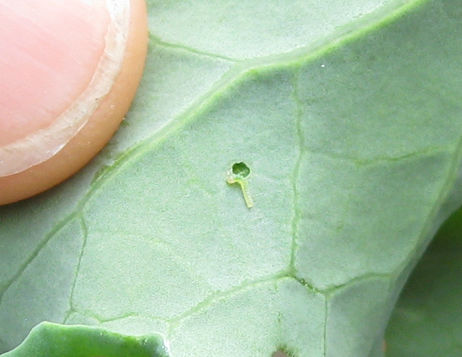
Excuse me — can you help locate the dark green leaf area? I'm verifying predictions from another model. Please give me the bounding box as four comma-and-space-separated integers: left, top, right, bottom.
386, 207, 462, 356
2, 323, 168, 357
231, 162, 251, 179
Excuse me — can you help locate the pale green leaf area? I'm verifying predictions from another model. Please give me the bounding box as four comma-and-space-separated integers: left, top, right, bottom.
386, 207, 462, 357
1, 0, 462, 356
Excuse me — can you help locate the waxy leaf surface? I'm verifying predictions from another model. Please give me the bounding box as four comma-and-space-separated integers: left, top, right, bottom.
1, 0, 462, 356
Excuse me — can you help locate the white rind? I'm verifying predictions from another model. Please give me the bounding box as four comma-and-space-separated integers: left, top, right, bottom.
0, 0, 130, 176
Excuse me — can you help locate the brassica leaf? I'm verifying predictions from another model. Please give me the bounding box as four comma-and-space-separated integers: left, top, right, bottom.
1, 0, 462, 356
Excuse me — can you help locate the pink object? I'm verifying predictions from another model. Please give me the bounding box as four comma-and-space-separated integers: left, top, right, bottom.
0, 0, 130, 177
0, 0, 109, 146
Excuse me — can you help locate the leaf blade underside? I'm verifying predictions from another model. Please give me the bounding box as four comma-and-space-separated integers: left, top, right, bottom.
1, 0, 462, 356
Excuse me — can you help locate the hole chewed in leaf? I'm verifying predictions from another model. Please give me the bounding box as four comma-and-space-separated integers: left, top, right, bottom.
272, 345, 296, 357
272, 351, 289, 357
231, 162, 250, 179
3, 322, 168, 357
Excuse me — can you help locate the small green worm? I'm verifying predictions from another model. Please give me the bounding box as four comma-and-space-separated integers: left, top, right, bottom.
226, 162, 253, 208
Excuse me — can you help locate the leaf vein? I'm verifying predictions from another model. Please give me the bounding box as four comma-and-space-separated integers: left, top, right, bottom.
63, 215, 88, 323
0, 214, 77, 305
166, 272, 288, 336
149, 33, 239, 63
288, 68, 305, 274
